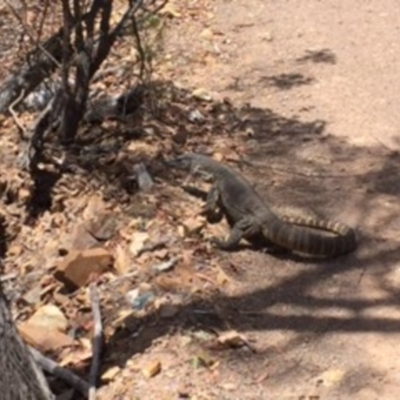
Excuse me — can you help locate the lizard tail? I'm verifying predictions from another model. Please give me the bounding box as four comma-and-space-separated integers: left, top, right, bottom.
265, 216, 356, 257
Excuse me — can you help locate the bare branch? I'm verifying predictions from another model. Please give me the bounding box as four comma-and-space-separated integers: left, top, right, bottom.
8, 89, 28, 139
89, 284, 104, 400
29, 346, 90, 396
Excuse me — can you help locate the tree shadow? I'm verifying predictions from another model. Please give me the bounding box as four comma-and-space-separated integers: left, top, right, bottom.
259, 73, 315, 90
296, 49, 337, 64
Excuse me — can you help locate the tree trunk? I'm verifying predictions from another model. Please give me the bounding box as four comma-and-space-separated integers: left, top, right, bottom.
0, 286, 54, 399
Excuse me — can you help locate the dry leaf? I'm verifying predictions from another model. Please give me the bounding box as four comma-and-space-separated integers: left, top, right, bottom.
181, 216, 206, 235
129, 231, 149, 256
114, 244, 131, 274
83, 195, 107, 220
218, 330, 245, 346
59, 346, 93, 367
160, 3, 181, 18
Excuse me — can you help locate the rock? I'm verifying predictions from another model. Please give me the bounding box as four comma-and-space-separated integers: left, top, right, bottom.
192, 88, 213, 101
85, 212, 119, 241
130, 291, 155, 310
142, 360, 161, 378
200, 28, 214, 40
125, 288, 140, 305
27, 304, 68, 332
217, 330, 246, 348
70, 223, 99, 250
188, 109, 205, 122
8, 243, 23, 257
55, 248, 113, 290
83, 195, 107, 220
18, 322, 75, 352
192, 351, 214, 368
133, 162, 154, 192
101, 366, 121, 382
316, 369, 346, 387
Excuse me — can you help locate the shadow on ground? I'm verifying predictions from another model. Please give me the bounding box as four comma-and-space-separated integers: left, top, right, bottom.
259, 73, 315, 90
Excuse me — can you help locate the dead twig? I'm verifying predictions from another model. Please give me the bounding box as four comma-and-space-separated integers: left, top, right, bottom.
8, 89, 28, 139
89, 283, 104, 400
29, 346, 90, 396
0, 272, 18, 283
4, 0, 62, 69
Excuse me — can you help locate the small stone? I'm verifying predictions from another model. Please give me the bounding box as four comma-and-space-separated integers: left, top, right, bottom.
262, 31, 273, 41
316, 369, 345, 387
70, 223, 99, 250
125, 288, 140, 304
192, 88, 212, 101
192, 351, 214, 368
8, 243, 23, 257
28, 304, 68, 332
133, 162, 154, 192
85, 212, 119, 241
217, 330, 246, 348
142, 360, 161, 378
188, 109, 205, 122
131, 292, 155, 310
200, 28, 213, 40
101, 366, 121, 382
18, 187, 31, 203
152, 258, 178, 273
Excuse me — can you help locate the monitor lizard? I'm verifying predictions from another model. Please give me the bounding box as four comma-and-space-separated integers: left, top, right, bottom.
169, 153, 356, 258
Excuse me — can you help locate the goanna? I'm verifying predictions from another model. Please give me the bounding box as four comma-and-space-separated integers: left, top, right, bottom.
169, 153, 356, 258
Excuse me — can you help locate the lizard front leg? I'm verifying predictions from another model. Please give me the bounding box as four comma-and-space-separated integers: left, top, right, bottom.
211, 217, 258, 250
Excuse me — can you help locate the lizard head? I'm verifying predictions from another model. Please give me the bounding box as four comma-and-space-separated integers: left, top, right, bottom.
167, 153, 195, 170
168, 153, 214, 180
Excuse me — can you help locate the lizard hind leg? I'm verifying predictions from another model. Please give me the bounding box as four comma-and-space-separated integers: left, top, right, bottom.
204, 185, 224, 223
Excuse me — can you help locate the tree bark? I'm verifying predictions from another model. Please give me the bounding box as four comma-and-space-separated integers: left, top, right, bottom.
0, 285, 54, 399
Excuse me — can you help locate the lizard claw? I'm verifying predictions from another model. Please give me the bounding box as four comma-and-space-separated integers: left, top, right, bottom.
209, 236, 225, 249
209, 237, 220, 246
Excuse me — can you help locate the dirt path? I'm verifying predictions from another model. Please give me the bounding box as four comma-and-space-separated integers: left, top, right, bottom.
146, 1, 400, 399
